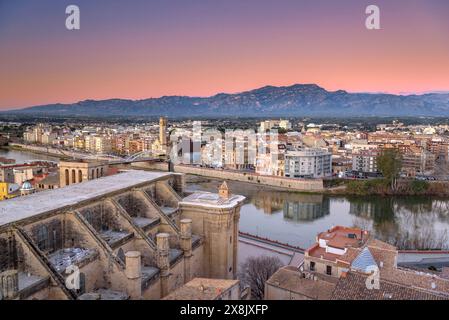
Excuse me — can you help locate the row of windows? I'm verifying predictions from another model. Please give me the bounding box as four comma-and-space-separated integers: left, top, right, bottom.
36, 184, 56, 189
64, 167, 104, 185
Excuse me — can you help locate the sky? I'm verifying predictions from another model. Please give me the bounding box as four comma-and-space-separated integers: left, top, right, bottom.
0, 0, 448, 109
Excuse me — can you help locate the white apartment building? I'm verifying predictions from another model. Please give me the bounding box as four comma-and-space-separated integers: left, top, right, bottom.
84, 135, 96, 152
279, 119, 292, 130
352, 150, 379, 173
284, 148, 332, 179
41, 132, 57, 145
94, 136, 112, 154
259, 119, 291, 132
256, 153, 284, 176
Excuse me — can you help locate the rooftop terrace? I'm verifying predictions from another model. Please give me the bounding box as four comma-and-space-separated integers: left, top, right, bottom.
180, 191, 245, 209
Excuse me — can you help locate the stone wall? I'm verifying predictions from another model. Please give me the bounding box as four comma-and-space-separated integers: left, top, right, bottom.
265, 282, 311, 300
134, 162, 324, 192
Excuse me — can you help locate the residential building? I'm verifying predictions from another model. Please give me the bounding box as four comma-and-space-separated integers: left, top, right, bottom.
352, 150, 379, 173
303, 226, 369, 277
266, 226, 449, 300
0, 167, 15, 183
59, 160, 109, 187
94, 136, 112, 154
402, 148, 435, 177
0, 182, 20, 201
284, 149, 332, 179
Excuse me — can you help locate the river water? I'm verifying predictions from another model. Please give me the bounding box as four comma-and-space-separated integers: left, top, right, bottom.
0, 148, 60, 163
186, 177, 449, 250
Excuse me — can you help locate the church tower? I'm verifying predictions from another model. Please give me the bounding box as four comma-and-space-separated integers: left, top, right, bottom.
159, 117, 167, 146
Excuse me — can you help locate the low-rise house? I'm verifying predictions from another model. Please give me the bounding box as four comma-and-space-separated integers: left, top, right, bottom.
266, 226, 449, 300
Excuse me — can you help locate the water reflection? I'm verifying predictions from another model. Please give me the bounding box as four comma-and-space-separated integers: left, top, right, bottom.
251, 191, 330, 221
347, 196, 449, 249
283, 195, 330, 222
186, 176, 449, 250
349, 198, 396, 225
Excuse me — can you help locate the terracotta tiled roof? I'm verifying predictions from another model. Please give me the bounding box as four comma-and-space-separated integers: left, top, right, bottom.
380, 267, 449, 295
267, 266, 338, 300
331, 272, 447, 300
307, 246, 341, 263
163, 278, 239, 300
367, 238, 397, 252
306, 226, 371, 265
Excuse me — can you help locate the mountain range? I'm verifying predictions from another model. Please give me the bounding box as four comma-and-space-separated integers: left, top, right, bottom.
5, 84, 449, 118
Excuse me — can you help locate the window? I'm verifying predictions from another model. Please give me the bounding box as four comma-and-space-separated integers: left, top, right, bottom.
310, 261, 315, 271
326, 265, 332, 275
84, 210, 94, 225
52, 229, 58, 251
36, 225, 49, 251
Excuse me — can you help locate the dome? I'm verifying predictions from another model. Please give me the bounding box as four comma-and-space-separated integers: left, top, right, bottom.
20, 181, 34, 191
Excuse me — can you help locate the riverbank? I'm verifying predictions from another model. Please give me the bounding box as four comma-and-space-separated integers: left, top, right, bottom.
0, 145, 63, 162
5, 144, 69, 160
7, 143, 120, 162
327, 178, 449, 197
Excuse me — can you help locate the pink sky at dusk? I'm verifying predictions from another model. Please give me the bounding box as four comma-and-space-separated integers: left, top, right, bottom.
0, 0, 448, 109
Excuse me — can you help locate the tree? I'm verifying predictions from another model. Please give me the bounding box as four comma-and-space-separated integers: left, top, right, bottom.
376, 148, 402, 190
238, 256, 283, 300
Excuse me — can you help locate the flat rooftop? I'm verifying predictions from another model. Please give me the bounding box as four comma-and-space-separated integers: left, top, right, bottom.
0, 170, 170, 228
180, 192, 245, 209
317, 226, 368, 250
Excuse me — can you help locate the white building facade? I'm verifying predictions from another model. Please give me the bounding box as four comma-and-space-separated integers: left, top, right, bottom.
284, 149, 332, 179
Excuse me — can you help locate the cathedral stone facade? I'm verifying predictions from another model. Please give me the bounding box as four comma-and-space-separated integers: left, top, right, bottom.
0, 170, 244, 300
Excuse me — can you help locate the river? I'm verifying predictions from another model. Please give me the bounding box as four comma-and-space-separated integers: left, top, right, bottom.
0, 148, 60, 163
186, 176, 449, 250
